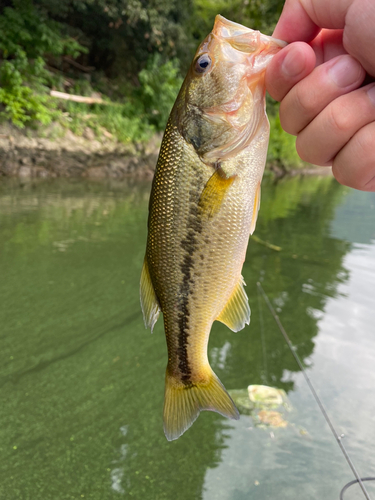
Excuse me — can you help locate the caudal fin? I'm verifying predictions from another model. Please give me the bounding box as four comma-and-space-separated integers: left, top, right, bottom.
163, 368, 240, 441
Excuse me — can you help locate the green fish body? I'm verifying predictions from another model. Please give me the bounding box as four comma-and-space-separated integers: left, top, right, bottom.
140, 15, 286, 440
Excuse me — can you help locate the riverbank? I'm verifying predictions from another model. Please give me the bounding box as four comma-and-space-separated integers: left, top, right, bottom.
0, 122, 329, 180
0, 123, 162, 180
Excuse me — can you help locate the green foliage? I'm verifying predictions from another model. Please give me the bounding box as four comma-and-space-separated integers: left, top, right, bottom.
136, 54, 183, 130
0, 0, 86, 126
57, 53, 183, 143
94, 104, 151, 143
53, 53, 184, 143
268, 111, 303, 170
0, 1, 84, 61
0, 79, 53, 128
61, 100, 152, 144
0, 0, 292, 155
193, 0, 285, 43
36, 0, 195, 78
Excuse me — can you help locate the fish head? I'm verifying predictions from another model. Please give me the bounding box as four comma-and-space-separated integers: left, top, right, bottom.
177, 15, 286, 162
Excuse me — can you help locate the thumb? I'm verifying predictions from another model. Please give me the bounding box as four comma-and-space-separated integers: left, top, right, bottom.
266, 42, 316, 101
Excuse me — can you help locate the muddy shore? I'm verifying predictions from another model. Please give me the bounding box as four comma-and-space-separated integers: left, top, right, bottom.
0, 124, 161, 180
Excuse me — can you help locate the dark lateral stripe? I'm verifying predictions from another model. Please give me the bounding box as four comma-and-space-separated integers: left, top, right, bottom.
177, 183, 202, 384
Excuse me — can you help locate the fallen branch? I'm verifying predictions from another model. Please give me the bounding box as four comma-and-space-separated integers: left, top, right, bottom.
251, 235, 282, 252
62, 56, 95, 73
50, 90, 105, 104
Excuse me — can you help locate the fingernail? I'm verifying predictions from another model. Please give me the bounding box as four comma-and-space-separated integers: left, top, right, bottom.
367, 85, 375, 106
329, 56, 362, 88
281, 48, 305, 77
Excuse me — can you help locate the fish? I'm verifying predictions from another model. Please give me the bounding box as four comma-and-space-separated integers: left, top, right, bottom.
140, 15, 286, 441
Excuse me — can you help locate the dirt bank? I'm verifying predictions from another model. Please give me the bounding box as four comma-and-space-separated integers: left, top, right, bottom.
0, 123, 162, 180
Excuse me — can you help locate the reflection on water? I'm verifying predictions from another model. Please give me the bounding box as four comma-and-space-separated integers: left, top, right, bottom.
0, 177, 374, 499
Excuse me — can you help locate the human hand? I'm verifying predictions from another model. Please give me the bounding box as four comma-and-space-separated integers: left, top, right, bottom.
265, 0, 375, 191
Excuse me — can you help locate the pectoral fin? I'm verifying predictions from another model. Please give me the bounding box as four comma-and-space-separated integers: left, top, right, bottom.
216, 276, 250, 332
199, 168, 235, 219
140, 257, 160, 332
250, 181, 261, 235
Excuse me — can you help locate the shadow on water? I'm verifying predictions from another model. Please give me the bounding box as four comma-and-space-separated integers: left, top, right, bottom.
0, 311, 139, 387
0, 175, 352, 499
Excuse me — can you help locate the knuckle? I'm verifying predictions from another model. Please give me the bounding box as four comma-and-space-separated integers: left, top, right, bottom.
364, 174, 375, 191
293, 83, 317, 118
331, 161, 348, 187
333, 122, 375, 190
296, 128, 331, 166
278, 108, 295, 135
353, 123, 375, 154
279, 83, 318, 135
326, 104, 352, 135
295, 136, 312, 163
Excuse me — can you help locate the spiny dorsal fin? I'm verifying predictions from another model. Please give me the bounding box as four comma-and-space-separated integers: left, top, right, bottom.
250, 181, 261, 235
140, 257, 160, 332
199, 168, 235, 219
216, 276, 250, 332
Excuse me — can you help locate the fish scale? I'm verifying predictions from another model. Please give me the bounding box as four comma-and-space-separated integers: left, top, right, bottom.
140, 15, 286, 441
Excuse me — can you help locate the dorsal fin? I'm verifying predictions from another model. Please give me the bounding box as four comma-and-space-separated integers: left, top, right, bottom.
216, 276, 250, 332
140, 257, 160, 332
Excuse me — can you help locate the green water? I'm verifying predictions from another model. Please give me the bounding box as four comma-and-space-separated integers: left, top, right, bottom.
1, 176, 375, 500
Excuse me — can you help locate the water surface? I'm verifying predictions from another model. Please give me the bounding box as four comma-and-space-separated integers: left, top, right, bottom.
1, 176, 374, 500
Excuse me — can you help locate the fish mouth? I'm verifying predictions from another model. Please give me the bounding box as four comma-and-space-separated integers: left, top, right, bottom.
213, 14, 287, 50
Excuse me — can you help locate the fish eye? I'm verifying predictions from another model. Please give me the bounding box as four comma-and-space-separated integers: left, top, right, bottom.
195, 54, 212, 74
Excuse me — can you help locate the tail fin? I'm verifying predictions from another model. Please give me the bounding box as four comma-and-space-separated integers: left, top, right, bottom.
163, 367, 240, 441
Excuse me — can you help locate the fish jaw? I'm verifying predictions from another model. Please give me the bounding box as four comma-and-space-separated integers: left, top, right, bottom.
201, 14, 287, 78
210, 14, 287, 104
213, 15, 287, 52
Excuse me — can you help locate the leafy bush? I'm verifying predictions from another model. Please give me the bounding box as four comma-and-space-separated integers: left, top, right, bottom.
58, 99, 153, 144
136, 54, 183, 130
0, 0, 289, 154
95, 102, 152, 143
55, 53, 184, 144
0, 0, 86, 127
268, 111, 303, 170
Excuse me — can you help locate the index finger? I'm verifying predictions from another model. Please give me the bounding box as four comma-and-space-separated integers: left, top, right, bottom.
273, 0, 375, 77
273, 0, 350, 42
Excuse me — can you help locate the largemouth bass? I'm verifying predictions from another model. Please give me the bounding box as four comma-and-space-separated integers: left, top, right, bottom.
140, 15, 286, 441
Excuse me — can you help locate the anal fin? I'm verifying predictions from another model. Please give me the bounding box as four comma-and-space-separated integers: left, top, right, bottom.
216, 276, 250, 332
140, 257, 160, 332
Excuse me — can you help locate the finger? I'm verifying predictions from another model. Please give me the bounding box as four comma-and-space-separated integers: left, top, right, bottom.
265, 42, 316, 102
310, 29, 347, 65
344, 0, 375, 77
279, 54, 366, 135
273, 0, 349, 42
332, 120, 375, 191
266, 31, 350, 102
296, 84, 375, 165
273, 0, 375, 77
